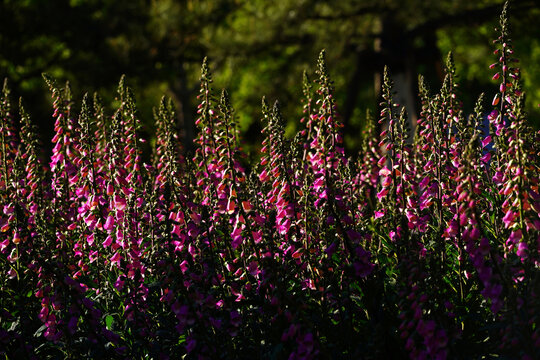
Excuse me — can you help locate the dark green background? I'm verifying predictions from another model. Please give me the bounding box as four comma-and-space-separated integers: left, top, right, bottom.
1, 0, 539, 156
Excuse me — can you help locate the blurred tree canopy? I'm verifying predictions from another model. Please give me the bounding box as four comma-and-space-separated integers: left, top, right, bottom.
1, 0, 539, 156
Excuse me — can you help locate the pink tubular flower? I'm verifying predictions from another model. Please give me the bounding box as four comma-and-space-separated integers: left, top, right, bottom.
231, 224, 243, 249
481, 152, 491, 163
377, 188, 388, 200
110, 252, 122, 267
487, 109, 499, 120
113, 195, 126, 211
379, 167, 391, 176
502, 211, 516, 228
516, 241, 528, 260
104, 215, 115, 232
103, 235, 113, 247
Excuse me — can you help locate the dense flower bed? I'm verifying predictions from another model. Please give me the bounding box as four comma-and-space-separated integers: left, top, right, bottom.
1, 3, 540, 359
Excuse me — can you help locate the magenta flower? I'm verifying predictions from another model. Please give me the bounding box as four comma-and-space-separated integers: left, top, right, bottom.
516, 241, 528, 260
104, 214, 115, 232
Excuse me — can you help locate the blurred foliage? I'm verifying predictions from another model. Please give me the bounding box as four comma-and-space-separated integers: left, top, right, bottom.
0, 0, 539, 156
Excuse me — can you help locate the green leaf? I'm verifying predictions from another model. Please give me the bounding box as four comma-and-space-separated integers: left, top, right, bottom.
105, 315, 114, 330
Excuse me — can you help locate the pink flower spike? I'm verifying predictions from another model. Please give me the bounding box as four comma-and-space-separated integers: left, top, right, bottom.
242, 200, 253, 212
110, 252, 122, 267
278, 219, 291, 235
231, 225, 243, 249
180, 260, 189, 273
381, 176, 392, 188
374, 210, 385, 219
103, 235, 113, 247
492, 94, 500, 106
487, 109, 499, 120
502, 211, 516, 228
3, 205, 14, 216
252, 230, 262, 244
516, 241, 529, 260
104, 215, 115, 232
379, 167, 391, 177
226, 198, 236, 214
0, 220, 9, 233
0, 238, 11, 251
482, 136, 492, 148
313, 177, 325, 189
376, 188, 388, 200
508, 230, 523, 245
171, 224, 181, 237
114, 195, 126, 211
247, 261, 259, 276
259, 170, 269, 182
12, 232, 21, 245
190, 212, 202, 225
